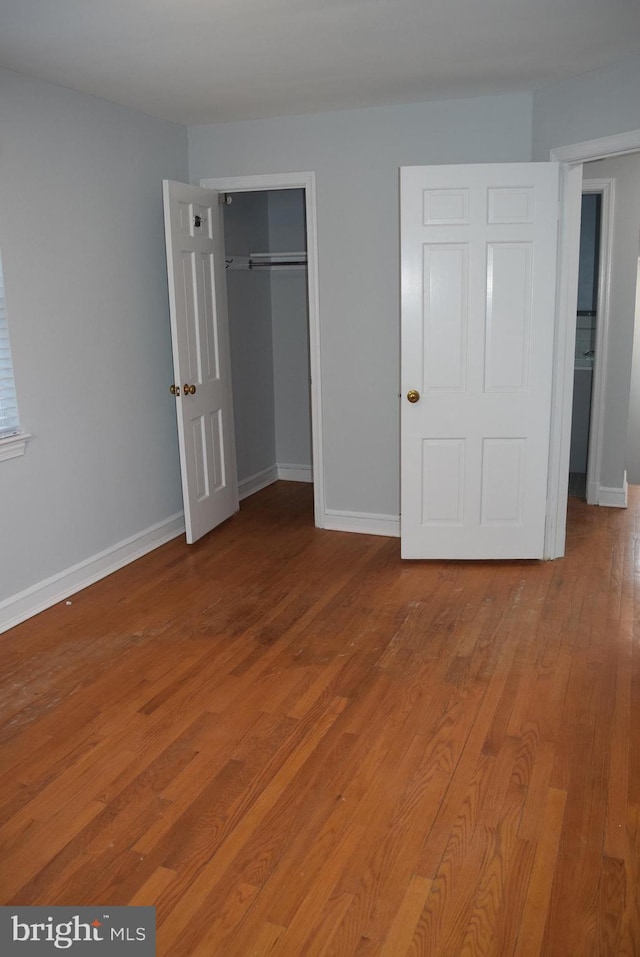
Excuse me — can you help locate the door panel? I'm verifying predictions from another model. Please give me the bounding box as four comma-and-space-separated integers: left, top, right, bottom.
485, 242, 532, 390
423, 244, 468, 391
163, 181, 238, 543
401, 163, 559, 559
421, 439, 465, 524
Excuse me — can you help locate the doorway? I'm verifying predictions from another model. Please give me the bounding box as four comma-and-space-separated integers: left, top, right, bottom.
547, 129, 640, 557
222, 188, 313, 504
568, 185, 612, 504
567, 154, 640, 508
569, 192, 600, 499
201, 171, 324, 529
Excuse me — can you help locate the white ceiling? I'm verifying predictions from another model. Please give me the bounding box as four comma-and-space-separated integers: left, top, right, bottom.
1, 0, 639, 126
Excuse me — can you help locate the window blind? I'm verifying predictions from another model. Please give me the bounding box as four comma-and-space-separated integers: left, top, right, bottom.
0, 255, 20, 438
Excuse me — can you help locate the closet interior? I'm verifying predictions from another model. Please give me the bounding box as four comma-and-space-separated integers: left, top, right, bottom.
222, 189, 313, 500
569, 193, 600, 500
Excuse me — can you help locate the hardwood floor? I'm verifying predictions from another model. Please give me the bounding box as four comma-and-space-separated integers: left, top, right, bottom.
0, 481, 638, 955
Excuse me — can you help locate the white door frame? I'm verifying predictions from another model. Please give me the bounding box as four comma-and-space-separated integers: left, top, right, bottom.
199, 171, 325, 529
581, 178, 615, 506
546, 128, 640, 558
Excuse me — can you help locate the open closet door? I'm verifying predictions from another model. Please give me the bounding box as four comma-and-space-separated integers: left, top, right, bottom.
163, 180, 238, 543
400, 163, 560, 559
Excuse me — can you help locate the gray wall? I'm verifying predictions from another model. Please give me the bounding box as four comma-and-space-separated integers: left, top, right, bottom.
189, 93, 533, 516
267, 190, 312, 470
0, 67, 187, 605
223, 191, 276, 483
577, 194, 600, 315
627, 261, 640, 484
268, 188, 306, 253
532, 55, 640, 158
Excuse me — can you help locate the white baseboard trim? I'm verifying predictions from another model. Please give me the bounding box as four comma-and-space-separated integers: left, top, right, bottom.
277, 464, 313, 483
238, 465, 279, 501
239, 463, 313, 500
0, 512, 185, 636
323, 509, 400, 538
598, 471, 628, 508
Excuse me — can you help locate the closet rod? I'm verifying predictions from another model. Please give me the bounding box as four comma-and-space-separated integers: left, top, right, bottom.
248, 259, 305, 268
224, 253, 307, 270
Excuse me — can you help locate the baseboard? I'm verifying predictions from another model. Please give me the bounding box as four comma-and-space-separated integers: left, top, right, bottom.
0, 512, 185, 636
239, 463, 313, 500
238, 465, 279, 501
323, 509, 400, 538
598, 471, 628, 508
277, 464, 313, 483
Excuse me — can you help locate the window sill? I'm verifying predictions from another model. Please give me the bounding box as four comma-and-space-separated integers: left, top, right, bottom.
0, 432, 32, 462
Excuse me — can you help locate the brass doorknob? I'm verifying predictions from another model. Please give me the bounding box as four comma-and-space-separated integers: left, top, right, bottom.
183, 384, 197, 395
407, 389, 420, 403
169, 384, 180, 396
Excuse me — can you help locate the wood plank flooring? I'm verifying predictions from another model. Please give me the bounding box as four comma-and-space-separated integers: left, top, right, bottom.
0, 481, 638, 955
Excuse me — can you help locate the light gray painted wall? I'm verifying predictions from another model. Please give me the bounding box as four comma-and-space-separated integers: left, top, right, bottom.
584, 153, 640, 489
0, 67, 188, 605
267, 189, 306, 253
577, 194, 600, 314
267, 190, 312, 469
532, 55, 640, 159
224, 189, 270, 256
627, 261, 640, 484
223, 191, 276, 482
189, 93, 533, 515
270, 271, 312, 468
570, 369, 592, 473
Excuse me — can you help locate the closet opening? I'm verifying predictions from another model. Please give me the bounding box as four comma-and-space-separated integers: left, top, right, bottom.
569, 191, 601, 500
222, 188, 314, 513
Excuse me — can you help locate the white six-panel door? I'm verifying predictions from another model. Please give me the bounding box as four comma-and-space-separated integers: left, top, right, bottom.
400, 164, 559, 559
163, 181, 239, 543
